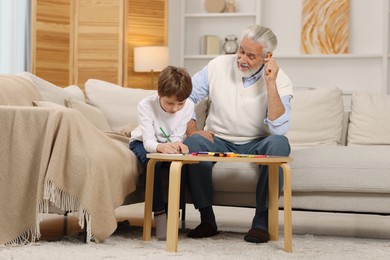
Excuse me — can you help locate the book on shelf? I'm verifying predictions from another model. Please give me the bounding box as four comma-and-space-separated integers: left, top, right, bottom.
201, 35, 220, 55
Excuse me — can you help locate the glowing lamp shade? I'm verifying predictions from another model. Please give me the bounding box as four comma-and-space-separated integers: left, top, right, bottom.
134, 46, 169, 88
134, 46, 169, 72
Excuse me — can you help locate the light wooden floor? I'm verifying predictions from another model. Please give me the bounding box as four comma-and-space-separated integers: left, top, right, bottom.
40, 203, 390, 241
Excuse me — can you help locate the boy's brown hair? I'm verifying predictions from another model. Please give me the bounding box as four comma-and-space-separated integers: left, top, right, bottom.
157, 66, 192, 102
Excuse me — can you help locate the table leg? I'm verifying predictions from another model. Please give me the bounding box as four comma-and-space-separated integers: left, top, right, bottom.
166, 161, 183, 252
143, 159, 157, 241
281, 163, 292, 252
268, 164, 279, 241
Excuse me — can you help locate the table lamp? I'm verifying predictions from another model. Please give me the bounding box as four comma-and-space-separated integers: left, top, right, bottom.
134, 46, 169, 89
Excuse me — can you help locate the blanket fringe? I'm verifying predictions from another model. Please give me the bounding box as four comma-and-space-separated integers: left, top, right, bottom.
43, 179, 93, 242
5, 225, 40, 246
5, 179, 93, 246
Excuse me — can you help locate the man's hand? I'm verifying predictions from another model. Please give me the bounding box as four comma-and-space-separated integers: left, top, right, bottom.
264, 54, 279, 83
264, 56, 285, 121
194, 130, 215, 143
186, 119, 215, 143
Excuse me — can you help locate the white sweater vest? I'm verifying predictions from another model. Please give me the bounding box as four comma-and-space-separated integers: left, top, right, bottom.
205, 55, 293, 143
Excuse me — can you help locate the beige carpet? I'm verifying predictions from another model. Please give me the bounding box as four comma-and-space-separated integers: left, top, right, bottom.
1, 203, 389, 260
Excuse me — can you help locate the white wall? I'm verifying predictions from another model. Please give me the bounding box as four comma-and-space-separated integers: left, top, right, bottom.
168, 0, 181, 67
168, 0, 389, 96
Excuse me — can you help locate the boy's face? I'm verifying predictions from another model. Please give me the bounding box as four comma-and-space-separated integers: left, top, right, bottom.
159, 95, 186, 114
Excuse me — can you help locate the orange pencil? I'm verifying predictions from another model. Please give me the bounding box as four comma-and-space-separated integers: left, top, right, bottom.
266, 53, 272, 77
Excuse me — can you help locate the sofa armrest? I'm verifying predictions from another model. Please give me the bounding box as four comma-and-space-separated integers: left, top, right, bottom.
0, 75, 42, 105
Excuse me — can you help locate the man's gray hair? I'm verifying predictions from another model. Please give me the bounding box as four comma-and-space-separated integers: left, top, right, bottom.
241, 25, 277, 58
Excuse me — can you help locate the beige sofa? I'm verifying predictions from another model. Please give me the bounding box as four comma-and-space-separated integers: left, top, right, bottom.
1, 73, 389, 246
286, 89, 390, 214
80, 78, 390, 215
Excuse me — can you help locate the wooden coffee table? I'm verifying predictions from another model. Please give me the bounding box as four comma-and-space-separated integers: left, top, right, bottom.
142, 153, 293, 253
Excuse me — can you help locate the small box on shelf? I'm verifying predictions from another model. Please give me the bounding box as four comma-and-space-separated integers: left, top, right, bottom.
204, 0, 225, 13
201, 35, 220, 55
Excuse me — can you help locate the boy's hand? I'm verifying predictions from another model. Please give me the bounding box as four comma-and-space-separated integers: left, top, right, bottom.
156, 142, 187, 154
175, 142, 189, 154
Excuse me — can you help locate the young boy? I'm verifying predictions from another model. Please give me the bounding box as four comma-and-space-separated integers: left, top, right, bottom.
129, 65, 194, 240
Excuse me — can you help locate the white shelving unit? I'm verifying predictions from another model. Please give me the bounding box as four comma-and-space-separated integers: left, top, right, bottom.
179, 0, 261, 75
169, 0, 390, 95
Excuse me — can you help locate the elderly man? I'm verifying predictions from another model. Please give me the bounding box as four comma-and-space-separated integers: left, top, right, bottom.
184, 24, 293, 243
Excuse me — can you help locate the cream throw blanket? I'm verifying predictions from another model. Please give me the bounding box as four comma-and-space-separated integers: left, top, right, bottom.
0, 76, 139, 245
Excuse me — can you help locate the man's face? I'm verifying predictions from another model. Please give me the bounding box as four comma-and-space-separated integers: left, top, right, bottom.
159, 95, 186, 114
236, 37, 265, 77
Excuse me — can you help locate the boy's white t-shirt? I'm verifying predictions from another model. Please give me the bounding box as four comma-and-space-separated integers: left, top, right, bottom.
130, 93, 194, 153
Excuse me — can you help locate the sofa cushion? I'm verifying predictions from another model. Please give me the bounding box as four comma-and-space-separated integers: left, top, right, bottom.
18, 72, 85, 105
65, 98, 111, 131
286, 87, 344, 147
290, 146, 390, 193
63, 85, 86, 102
348, 92, 390, 145
84, 79, 155, 132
